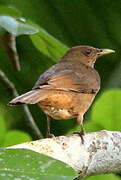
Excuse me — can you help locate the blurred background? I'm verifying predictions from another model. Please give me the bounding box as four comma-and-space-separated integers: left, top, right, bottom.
0, 0, 121, 179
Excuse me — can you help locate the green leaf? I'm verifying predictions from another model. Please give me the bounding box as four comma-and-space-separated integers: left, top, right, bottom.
0, 5, 21, 17
0, 5, 68, 59
0, 5, 39, 35
84, 122, 104, 132
91, 89, 121, 130
0, 15, 39, 36
30, 28, 68, 61
0, 114, 6, 145
0, 148, 76, 180
84, 174, 120, 180
2, 130, 32, 147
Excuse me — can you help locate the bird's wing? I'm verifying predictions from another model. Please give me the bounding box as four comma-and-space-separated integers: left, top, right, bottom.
33, 68, 100, 94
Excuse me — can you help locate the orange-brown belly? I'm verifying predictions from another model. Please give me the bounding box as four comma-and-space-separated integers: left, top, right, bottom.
38, 91, 95, 120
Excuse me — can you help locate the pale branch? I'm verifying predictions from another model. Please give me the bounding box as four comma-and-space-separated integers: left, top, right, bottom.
0, 70, 43, 139
9, 130, 121, 179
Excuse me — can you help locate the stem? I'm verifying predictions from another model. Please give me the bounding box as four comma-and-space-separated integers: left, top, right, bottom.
0, 70, 43, 139
0, 33, 20, 71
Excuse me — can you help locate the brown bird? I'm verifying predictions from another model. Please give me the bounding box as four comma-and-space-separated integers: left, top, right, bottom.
9, 46, 114, 138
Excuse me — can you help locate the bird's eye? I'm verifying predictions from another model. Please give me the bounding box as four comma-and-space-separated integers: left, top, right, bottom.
82, 49, 92, 56
86, 49, 91, 55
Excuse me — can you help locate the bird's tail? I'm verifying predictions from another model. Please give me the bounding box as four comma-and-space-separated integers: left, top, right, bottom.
8, 89, 47, 105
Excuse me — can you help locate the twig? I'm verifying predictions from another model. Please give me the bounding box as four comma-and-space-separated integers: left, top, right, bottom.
0, 70, 43, 139
0, 32, 20, 71
9, 130, 121, 179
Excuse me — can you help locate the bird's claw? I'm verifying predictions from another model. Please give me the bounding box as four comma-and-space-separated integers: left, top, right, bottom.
79, 131, 85, 144
46, 133, 55, 138
73, 131, 85, 144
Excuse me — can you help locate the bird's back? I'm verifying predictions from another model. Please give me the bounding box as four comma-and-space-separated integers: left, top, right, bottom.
33, 61, 100, 94
35, 61, 100, 120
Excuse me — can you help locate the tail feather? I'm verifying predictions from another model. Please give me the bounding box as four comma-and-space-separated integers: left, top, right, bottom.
8, 89, 47, 105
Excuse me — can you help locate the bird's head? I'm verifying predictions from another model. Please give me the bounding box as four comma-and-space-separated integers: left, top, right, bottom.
61, 46, 115, 67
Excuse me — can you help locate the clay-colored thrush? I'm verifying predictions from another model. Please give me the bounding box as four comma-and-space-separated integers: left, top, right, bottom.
9, 46, 114, 137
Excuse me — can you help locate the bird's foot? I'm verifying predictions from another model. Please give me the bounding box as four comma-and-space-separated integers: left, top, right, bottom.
73, 131, 85, 144
46, 133, 55, 138
79, 131, 85, 144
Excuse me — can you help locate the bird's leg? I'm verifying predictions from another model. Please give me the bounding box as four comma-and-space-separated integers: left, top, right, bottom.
46, 116, 54, 138
46, 115, 51, 137
77, 113, 85, 143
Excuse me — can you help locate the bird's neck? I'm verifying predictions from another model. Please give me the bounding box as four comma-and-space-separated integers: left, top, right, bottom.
60, 55, 95, 68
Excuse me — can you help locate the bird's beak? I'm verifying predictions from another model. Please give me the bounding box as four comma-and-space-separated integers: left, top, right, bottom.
97, 48, 115, 57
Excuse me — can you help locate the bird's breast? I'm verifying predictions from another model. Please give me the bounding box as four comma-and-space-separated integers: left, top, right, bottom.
38, 92, 76, 119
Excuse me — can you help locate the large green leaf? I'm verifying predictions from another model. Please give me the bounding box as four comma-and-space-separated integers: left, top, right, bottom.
30, 29, 68, 61
0, 16, 39, 36
0, 5, 39, 35
0, 148, 76, 180
91, 89, 121, 130
0, 5, 68, 61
